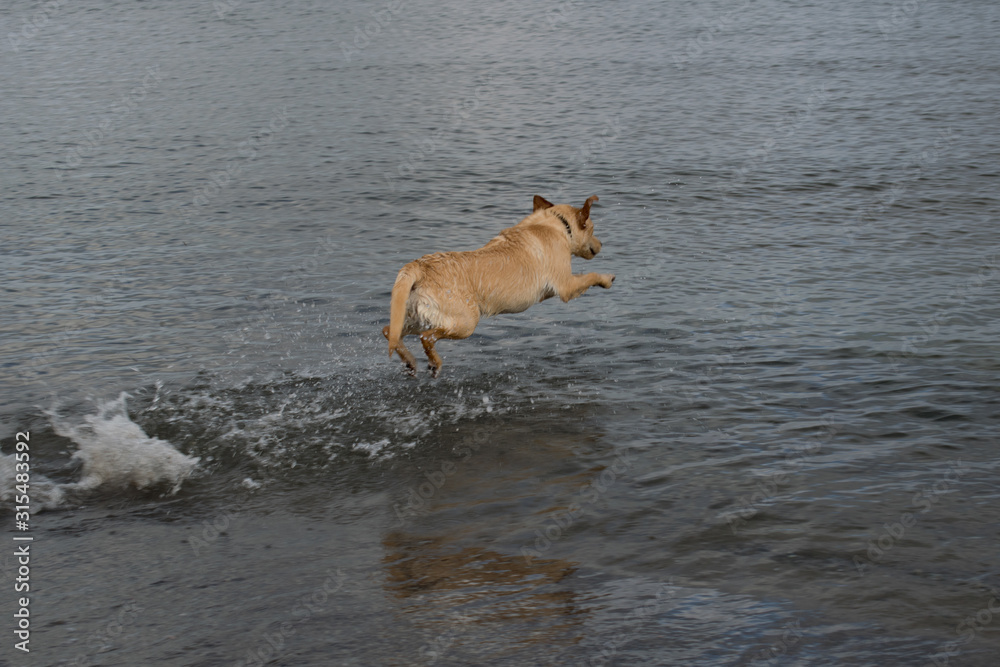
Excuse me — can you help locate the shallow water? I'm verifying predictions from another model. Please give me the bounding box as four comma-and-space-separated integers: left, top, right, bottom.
2, 0, 999, 665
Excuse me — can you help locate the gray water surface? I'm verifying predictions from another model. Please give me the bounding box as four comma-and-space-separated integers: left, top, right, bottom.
2, 0, 999, 665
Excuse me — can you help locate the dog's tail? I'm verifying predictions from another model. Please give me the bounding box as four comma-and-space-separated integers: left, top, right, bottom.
387, 264, 419, 359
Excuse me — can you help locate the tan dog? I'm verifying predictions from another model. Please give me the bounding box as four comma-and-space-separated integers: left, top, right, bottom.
383, 194, 614, 377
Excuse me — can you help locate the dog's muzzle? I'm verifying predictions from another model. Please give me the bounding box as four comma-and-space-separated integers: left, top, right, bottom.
586, 238, 602, 259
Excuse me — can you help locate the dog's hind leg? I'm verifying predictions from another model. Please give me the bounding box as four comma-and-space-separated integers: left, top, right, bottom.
383, 325, 418, 376
417, 303, 478, 378
420, 329, 447, 378
419, 320, 477, 379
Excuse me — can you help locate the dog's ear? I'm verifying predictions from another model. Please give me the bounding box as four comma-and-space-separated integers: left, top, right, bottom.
533, 195, 554, 212
580, 195, 599, 221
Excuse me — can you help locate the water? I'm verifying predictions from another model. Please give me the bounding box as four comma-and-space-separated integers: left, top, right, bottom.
2, 0, 999, 664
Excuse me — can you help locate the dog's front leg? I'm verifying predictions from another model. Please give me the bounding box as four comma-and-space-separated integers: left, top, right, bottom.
556, 272, 615, 302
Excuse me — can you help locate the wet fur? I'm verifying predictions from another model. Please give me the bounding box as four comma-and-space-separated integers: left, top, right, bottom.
383, 195, 614, 377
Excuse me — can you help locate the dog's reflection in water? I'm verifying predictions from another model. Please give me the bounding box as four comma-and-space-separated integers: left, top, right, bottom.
382, 533, 584, 660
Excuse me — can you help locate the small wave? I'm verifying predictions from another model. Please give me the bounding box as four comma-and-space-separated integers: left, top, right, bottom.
1, 371, 519, 510
142, 370, 510, 473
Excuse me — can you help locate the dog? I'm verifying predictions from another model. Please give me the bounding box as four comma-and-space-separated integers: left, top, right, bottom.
382, 194, 614, 377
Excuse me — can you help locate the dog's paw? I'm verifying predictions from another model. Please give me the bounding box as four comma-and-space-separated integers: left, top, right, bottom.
599, 274, 616, 289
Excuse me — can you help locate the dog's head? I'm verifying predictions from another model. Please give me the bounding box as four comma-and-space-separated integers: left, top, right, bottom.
532, 194, 603, 259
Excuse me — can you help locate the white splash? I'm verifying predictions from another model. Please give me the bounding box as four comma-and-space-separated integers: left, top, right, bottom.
0, 455, 66, 510
50, 393, 199, 495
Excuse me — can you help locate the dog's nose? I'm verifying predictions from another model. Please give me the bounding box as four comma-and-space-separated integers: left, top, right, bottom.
591, 238, 602, 256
